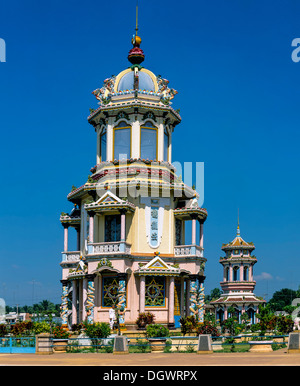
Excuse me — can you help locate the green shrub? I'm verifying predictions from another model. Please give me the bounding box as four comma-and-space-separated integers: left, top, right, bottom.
146, 324, 169, 338
0, 324, 8, 336
32, 321, 51, 335
10, 321, 34, 337
82, 322, 111, 339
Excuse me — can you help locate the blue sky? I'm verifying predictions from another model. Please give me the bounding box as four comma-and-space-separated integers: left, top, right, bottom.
0, 0, 299, 306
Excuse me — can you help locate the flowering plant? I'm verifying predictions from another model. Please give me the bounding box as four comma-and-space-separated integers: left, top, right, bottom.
52, 325, 71, 339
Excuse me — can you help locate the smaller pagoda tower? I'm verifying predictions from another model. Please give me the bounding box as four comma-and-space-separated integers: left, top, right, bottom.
211, 221, 265, 324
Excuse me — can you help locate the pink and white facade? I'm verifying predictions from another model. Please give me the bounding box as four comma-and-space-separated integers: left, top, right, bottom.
59, 32, 208, 329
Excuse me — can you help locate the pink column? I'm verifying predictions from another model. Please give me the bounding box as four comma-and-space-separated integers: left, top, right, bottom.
139, 276, 145, 313
240, 263, 243, 281
63, 225, 69, 252
250, 264, 253, 281
72, 280, 77, 325
224, 307, 228, 320
168, 277, 175, 326
89, 212, 94, 243
229, 265, 233, 281
199, 221, 204, 248
191, 218, 197, 245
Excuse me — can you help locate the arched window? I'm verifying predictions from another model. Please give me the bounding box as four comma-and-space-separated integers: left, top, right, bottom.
100, 128, 107, 162
217, 307, 224, 323
225, 267, 229, 281
247, 307, 255, 324
233, 266, 239, 281
164, 128, 169, 161
140, 121, 157, 160
113, 121, 131, 160
243, 266, 249, 281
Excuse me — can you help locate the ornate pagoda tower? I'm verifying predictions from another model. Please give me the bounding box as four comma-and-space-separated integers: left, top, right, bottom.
59, 17, 208, 329
211, 220, 265, 324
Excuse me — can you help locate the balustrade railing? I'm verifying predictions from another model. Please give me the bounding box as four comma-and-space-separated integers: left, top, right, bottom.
62, 251, 81, 263
174, 245, 203, 257
88, 241, 131, 255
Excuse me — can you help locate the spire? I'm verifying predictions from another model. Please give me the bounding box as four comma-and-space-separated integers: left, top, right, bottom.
128, 1, 145, 65
237, 208, 240, 236
135, 0, 138, 37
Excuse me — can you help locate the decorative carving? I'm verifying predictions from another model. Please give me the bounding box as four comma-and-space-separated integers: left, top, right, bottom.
86, 278, 95, 323
60, 283, 69, 325
157, 75, 178, 105
92, 75, 116, 105
142, 111, 156, 122
97, 258, 113, 269
115, 110, 129, 122
117, 277, 126, 324
198, 283, 205, 323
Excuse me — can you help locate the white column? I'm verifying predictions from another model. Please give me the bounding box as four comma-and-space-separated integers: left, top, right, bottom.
168, 130, 172, 164
96, 125, 101, 164
191, 218, 197, 245
63, 225, 69, 252
120, 210, 126, 242
131, 120, 140, 158
107, 120, 113, 161
89, 212, 94, 243
158, 122, 164, 161
139, 276, 145, 313
168, 277, 175, 326
72, 280, 77, 325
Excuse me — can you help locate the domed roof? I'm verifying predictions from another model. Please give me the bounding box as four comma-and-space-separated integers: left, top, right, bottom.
115, 68, 157, 92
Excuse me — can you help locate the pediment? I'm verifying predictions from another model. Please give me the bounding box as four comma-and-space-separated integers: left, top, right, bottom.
144, 256, 173, 270
96, 190, 123, 205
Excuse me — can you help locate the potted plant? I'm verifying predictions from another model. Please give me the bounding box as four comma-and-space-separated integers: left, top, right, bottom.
146, 324, 169, 352
179, 315, 197, 336
135, 312, 155, 330
52, 326, 71, 352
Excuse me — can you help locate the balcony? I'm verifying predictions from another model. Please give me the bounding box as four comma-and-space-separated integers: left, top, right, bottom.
87, 241, 131, 256
61, 251, 81, 263
174, 245, 203, 258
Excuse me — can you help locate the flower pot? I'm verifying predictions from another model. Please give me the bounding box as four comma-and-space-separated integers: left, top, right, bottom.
53, 339, 68, 352
249, 340, 274, 352
148, 338, 166, 353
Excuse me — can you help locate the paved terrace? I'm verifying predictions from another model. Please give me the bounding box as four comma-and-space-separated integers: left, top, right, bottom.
0, 348, 300, 366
